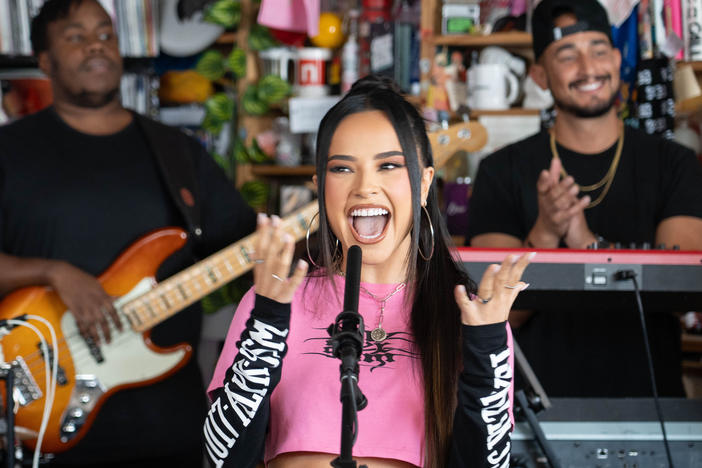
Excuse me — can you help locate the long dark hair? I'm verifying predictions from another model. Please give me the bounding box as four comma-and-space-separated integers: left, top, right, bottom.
312, 76, 477, 467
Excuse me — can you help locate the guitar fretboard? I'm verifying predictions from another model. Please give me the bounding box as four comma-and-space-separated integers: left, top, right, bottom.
121, 202, 319, 332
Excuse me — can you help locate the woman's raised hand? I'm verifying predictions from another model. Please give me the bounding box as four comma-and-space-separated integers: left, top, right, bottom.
253, 213, 308, 304
454, 252, 534, 326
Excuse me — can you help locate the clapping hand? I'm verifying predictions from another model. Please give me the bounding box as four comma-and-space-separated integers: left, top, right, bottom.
252, 213, 308, 304
532, 158, 590, 247
454, 252, 534, 326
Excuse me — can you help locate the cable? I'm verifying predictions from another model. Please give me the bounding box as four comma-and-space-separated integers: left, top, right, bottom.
614, 269, 675, 468
7, 317, 59, 468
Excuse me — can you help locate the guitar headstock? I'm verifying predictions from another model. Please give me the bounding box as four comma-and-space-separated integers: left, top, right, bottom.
428, 121, 488, 169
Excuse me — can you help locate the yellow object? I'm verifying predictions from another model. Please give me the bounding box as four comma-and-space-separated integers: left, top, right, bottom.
311, 12, 345, 49
159, 70, 214, 104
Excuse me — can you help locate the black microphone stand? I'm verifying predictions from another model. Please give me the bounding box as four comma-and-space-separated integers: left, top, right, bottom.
329, 246, 368, 468
0, 363, 15, 468
513, 340, 561, 468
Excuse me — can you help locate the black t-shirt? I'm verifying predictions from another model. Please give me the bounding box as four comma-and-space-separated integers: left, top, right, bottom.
466, 127, 702, 398
467, 126, 702, 244
0, 108, 257, 464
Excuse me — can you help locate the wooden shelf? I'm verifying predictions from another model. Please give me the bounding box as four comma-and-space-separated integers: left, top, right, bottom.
678, 61, 702, 72
406, 95, 423, 107
683, 333, 702, 354
216, 32, 237, 44
676, 94, 702, 114
250, 165, 315, 177
470, 108, 540, 118
433, 31, 532, 48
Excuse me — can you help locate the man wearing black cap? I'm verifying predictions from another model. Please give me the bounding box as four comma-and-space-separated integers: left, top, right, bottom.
466, 0, 702, 397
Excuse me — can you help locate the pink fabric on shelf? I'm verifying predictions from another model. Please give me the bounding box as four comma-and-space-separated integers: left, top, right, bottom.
257, 0, 320, 37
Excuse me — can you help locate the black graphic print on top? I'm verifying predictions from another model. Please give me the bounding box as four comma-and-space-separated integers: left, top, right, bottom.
303, 328, 420, 371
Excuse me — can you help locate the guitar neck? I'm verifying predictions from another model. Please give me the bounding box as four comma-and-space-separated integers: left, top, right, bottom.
121, 202, 319, 332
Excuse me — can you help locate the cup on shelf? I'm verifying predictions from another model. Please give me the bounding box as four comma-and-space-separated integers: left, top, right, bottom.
259, 47, 296, 85
467, 63, 519, 110
479, 46, 526, 78
294, 47, 332, 97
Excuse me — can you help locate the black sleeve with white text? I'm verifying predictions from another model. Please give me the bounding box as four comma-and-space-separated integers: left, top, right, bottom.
204, 295, 290, 468
449, 322, 512, 468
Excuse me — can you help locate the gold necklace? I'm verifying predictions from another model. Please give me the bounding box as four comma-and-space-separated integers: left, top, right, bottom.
359, 283, 406, 342
549, 126, 624, 209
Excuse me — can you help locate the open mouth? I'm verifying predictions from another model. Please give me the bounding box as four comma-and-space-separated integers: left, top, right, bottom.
348, 207, 390, 243
570, 75, 609, 93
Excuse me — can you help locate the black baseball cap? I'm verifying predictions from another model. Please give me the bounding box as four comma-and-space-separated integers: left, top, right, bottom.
532, 0, 613, 60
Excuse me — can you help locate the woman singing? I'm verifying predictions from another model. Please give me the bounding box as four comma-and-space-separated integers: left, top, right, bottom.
204, 76, 532, 468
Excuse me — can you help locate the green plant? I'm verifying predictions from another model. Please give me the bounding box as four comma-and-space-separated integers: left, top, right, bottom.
195, 0, 289, 309
195, 1, 291, 169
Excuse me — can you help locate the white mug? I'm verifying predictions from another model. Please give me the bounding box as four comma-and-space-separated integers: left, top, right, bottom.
294, 47, 332, 97
467, 63, 519, 110
479, 46, 526, 77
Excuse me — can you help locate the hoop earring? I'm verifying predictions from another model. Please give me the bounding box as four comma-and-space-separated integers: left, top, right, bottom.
306, 212, 320, 268
418, 204, 435, 261
306, 211, 340, 268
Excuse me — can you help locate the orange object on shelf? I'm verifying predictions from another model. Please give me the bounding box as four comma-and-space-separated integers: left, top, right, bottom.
159, 70, 214, 104
310, 12, 345, 49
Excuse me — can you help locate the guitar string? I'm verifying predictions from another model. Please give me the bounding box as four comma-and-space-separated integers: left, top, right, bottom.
17, 216, 313, 377
19, 246, 259, 375
18, 245, 253, 365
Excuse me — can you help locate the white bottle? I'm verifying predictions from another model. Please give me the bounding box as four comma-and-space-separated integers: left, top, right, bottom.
341, 9, 360, 94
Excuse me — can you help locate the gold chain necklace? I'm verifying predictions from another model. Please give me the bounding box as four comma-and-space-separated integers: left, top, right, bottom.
359, 283, 406, 342
549, 125, 624, 209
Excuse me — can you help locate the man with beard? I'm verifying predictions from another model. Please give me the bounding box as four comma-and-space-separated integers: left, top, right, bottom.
0, 0, 256, 466
466, 0, 702, 397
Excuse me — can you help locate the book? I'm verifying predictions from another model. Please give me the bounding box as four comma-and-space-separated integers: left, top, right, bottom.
664, 0, 684, 59
651, 0, 667, 56
684, 0, 702, 60
639, 0, 654, 59
0, 0, 13, 54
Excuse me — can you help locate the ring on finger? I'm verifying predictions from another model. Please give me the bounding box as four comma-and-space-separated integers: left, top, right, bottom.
477, 295, 492, 304
253, 259, 265, 264
504, 284, 521, 289
271, 273, 285, 282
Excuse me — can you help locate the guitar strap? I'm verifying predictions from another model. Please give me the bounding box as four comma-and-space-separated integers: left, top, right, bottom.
133, 113, 204, 245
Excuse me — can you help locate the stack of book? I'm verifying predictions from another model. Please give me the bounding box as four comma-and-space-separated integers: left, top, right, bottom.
0, 0, 159, 58
120, 71, 159, 119
0, 0, 43, 56
101, 0, 160, 58
642, 0, 702, 61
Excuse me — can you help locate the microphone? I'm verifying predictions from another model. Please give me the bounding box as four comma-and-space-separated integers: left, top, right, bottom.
330, 245, 367, 410
343, 245, 362, 321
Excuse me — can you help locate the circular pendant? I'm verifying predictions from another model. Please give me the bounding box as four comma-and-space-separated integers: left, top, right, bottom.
370, 327, 387, 342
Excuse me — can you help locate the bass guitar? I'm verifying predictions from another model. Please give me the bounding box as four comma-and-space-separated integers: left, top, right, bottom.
0, 120, 487, 453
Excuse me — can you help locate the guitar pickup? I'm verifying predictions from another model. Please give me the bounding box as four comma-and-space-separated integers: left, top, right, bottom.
36, 343, 68, 385
81, 336, 104, 364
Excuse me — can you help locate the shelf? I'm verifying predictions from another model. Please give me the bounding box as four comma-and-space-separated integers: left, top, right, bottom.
676, 94, 702, 114
215, 32, 237, 44
0, 55, 37, 69
406, 95, 423, 107
683, 332, 702, 354
470, 108, 540, 118
433, 31, 532, 48
679, 61, 702, 72
250, 165, 315, 177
